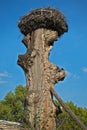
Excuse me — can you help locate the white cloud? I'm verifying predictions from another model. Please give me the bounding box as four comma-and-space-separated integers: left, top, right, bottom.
0, 71, 10, 78
82, 67, 87, 73
66, 70, 71, 77
0, 71, 11, 84
66, 70, 80, 80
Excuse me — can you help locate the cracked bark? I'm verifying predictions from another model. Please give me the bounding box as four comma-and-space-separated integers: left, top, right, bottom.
17, 7, 68, 130
18, 28, 66, 130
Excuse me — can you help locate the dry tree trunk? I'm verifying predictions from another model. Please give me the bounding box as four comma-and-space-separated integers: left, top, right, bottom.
18, 8, 68, 130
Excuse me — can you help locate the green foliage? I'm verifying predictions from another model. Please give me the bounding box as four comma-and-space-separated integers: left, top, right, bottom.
56, 101, 87, 130
0, 85, 29, 127
0, 86, 87, 129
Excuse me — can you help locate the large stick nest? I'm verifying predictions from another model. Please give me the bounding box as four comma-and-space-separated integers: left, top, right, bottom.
18, 7, 68, 36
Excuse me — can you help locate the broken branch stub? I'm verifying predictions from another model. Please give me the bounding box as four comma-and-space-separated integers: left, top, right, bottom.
18, 7, 68, 130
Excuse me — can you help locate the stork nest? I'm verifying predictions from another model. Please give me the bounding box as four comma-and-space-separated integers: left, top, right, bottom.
18, 7, 68, 36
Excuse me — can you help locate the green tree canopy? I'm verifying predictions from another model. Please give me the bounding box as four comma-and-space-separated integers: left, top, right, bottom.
0, 85, 87, 129
56, 101, 87, 130
0, 85, 29, 127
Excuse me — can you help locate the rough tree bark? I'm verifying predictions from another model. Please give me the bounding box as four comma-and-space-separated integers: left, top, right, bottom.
17, 8, 68, 130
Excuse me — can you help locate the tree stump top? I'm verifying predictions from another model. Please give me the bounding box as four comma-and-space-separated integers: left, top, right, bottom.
18, 7, 68, 36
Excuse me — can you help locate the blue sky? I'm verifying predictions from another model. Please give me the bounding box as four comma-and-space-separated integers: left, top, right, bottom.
0, 0, 87, 108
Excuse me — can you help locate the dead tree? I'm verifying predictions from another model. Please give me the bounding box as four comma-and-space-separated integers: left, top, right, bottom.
17, 8, 68, 130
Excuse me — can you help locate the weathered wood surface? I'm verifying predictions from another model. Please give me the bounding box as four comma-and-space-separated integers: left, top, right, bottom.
18, 28, 66, 130
0, 120, 23, 130
18, 7, 68, 130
